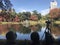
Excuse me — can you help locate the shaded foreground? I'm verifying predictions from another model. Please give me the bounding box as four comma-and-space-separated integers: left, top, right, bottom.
0, 30, 60, 45
0, 39, 60, 45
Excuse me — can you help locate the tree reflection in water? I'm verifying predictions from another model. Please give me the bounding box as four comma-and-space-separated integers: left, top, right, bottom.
30, 24, 42, 32
51, 24, 60, 36
0, 24, 42, 35
0, 23, 60, 39
19, 24, 31, 34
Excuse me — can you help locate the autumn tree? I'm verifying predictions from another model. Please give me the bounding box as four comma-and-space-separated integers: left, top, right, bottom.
50, 8, 60, 20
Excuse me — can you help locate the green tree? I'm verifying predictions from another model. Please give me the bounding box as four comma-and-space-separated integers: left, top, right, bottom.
32, 10, 38, 15
25, 12, 31, 19
8, 8, 17, 21
11, 9, 16, 15
22, 12, 31, 20
0, 0, 12, 12
18, 12, 31, 20
17, 12, 25, 21
38, 13, 41, 20
41, 13, 50, 20
45, 14, 50, 20
32, 10, 41, 20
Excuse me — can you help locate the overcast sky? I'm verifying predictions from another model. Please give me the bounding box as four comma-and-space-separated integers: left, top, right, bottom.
10, 0, 60, 15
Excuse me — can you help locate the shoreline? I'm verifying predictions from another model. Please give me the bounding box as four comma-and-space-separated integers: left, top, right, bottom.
0, 20, 60, 25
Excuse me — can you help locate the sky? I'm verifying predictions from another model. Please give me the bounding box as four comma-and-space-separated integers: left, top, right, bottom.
10, 0, 60, 15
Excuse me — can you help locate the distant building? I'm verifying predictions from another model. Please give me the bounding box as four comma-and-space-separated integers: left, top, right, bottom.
50, 0, 57, 9
49, 0, 60, 19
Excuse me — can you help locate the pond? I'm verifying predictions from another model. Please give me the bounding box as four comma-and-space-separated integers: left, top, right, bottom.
0, 23, 60, 40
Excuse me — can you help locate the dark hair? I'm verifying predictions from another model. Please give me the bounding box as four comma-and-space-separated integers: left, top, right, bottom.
31, 32, 39, 41
6, 31, 17, 40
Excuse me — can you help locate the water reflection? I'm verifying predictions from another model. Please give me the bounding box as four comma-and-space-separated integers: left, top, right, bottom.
0, 23, 60, 40
30, 24, 42, 32
0, 24, 8, 35
51, 24, 60, 36
0, 24, 42, 34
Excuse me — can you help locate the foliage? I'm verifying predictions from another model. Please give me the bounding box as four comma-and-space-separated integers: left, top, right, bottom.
18, 12, 27, 21
41, 13, 52, 20
32, 10, 41, 20
50, 8, 60, 20
45, 14, 50, 20
11, 9, 16, 15
17, 10, 42, 21
0, 0, 12, 11
37, 13, 41, 20
32, 10, 38, 15
22, 12, 31, 20
18, 24, 31, 34
35, 24, 42, 31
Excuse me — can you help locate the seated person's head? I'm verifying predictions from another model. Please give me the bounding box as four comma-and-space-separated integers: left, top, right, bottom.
31, 32, 39, 42
6, 31, 17, 41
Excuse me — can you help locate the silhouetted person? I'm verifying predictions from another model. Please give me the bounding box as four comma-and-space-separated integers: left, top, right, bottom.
5, 31, 17, 45
45, 30, 54, 45
31, 32, 40, 45
45, 20, 51, 33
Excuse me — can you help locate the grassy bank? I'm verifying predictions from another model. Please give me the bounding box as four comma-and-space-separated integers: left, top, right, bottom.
54, 21, 60, 24
0, 20, 60, 25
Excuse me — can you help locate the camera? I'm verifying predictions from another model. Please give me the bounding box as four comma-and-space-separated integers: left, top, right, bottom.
45, 20, 51, 24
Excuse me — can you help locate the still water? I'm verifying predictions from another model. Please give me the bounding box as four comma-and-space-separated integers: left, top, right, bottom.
0, 23, 60, 40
